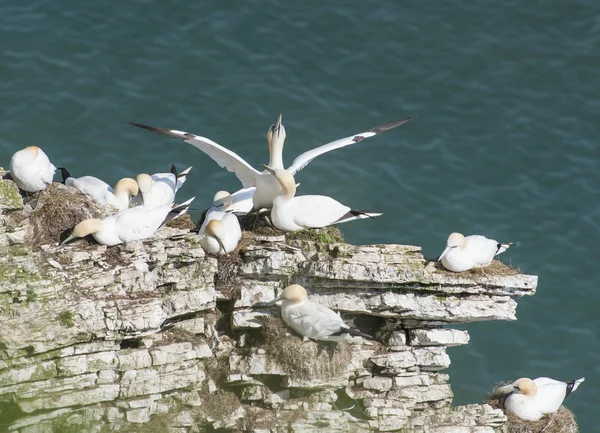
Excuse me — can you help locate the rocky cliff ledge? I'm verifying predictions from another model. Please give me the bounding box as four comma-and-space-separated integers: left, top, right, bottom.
0, 177, 538, 433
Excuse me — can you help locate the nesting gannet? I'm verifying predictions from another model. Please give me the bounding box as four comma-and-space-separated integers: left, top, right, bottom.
131, 114, 413, 210
269, 284, 371, 342
438, 232, 512, 272
135, 165, 192, 209
60, 197, 195, 246
9, 146, 56, 193
199, 191, 242, 254
58, 168, 139, 211
261, 165, 380, 232
498, 377, 585, 421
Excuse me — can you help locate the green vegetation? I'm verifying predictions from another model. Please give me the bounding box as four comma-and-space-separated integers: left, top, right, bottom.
25, 289, 37, 303
58, 310, 75, 328
286, 226, 345, 244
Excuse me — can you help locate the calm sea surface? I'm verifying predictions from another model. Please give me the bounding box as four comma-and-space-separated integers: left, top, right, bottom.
1, 0, 599, 430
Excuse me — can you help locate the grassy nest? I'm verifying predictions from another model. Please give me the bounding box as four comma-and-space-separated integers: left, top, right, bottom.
486, 386, 579, 433
286, 225, 344, 244
29, 183, 110, 247
431, 259, 519, 277
165, 212, 197, 231
257, 316, 352, 381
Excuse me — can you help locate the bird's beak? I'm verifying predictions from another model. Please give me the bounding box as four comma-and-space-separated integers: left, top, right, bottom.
252, 293, 282, 308
438, 246, 451, 262
497, 384, 516, 394
275, 113, 282, 130
261, 164, 276, 175
213, 235, 227, 254
60, 234, 76, 245
267, 294, 283, 305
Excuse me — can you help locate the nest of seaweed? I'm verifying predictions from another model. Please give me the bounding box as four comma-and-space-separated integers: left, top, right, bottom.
486, 386, 578, 433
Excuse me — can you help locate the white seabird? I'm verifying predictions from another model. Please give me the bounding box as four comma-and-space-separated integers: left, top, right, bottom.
261, 165, 380, 232
199, 191, 242, 254
135, 165, 192, 209
130, 114, 413, 211
498, 377, 585, 421
59, 168, 139, 211
269, 284, 371, 342
9, 146, 56, 193
60, 197, 195, 246
438, 232, 512, 272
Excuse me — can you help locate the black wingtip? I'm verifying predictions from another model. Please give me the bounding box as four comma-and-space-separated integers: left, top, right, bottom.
368, 116, 415, 134
130, 122, 194, 140
57, 167, 71, 183
170, 164, 178, 177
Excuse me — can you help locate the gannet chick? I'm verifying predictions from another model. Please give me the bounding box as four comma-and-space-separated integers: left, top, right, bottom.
59, 168, 138, 211
60, 197, 195, 246
131, 114, 413, 211
262, 165, 380, 232
498, 377, 585, 421
270, 284, 372, 342
438, 232, 512, 272
199, 191, 242, 254
133, 165, 192, 208
9, 146, 56, 192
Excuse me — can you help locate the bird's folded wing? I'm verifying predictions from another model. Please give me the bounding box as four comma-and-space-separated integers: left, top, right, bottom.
291, 196, 350, 228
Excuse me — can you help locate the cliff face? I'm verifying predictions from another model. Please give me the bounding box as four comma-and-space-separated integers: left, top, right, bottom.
0, 177, 538, 433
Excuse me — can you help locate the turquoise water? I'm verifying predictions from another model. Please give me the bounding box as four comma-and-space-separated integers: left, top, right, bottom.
2, 0, 599, 429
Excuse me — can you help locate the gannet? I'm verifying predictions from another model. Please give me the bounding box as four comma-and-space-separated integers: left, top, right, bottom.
135, 165, 192, 209
199, 191, 242, 254
60, 197, 194, 246
9, 146, 56, 193
498, 377, 585, 421
438, 232, 512, 272
58, 168, 139, 211
261, 165, 380, 232
130, 114, 413, 210
269, 284, 372, 342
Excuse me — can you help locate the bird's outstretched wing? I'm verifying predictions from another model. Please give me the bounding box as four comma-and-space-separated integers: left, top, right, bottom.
130, 123, 261, 188
287, 117, 414, 174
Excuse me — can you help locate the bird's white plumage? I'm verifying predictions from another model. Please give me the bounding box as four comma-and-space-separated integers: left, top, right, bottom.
439, 233, 510, 272
199, 192, 242, 254
63, 197, 194, 246
265, 166, 380, 232
91, 205, 178, 246
287, 131, 376, 174
171, 131, 260, 188
65, 176, 130, 211
131, 116, 411, 211
272, 284, 365, 342
281, 299, 348, 341
501, 377, 585, 421
9, 146, 56, 192
132, 167, 191, 208
272, 194, 351, 232
206, 187, 255, 214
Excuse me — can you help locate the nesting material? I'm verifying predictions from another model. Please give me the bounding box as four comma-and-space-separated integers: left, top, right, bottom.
433, 259, 519, 277
165, 212, 197, 230
286, 225, 345, 244
259, 317, 352, 380
486, 386, 578, 433
29, 183, 112, 247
